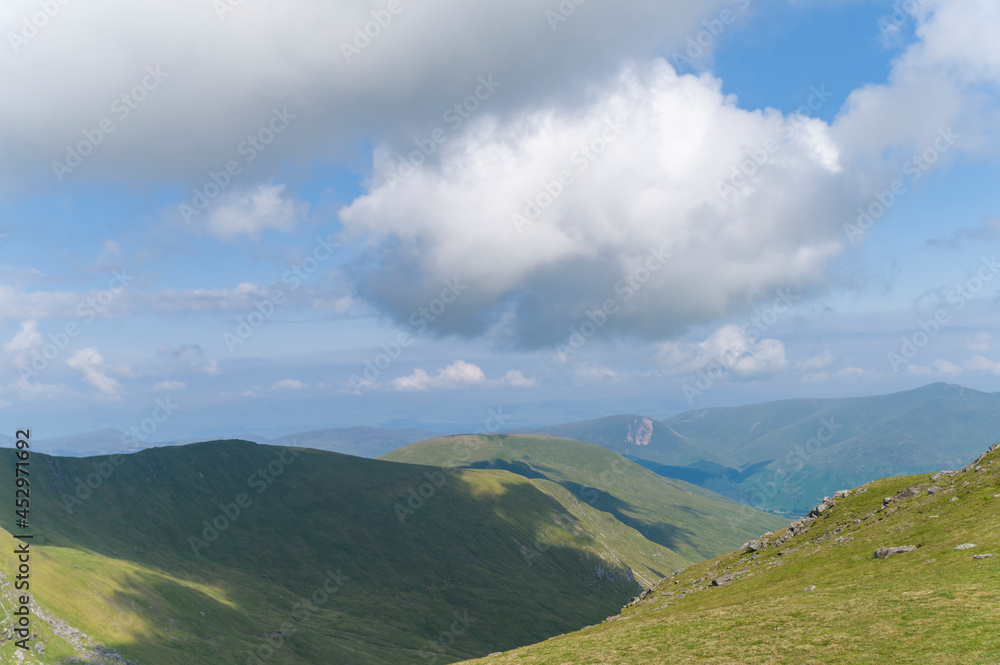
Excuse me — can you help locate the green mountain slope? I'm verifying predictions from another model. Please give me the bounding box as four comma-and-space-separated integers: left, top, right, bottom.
380, 434, 787, 566
462, 441, 1000, 664
0, 441, 690, 664
515, 415, 726, 466
521, 383, 1000, 515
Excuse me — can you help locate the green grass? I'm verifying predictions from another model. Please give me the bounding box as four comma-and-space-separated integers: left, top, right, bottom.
460, 443, 1000, 664
0, 439, 744, 664
381, 434, 787, 567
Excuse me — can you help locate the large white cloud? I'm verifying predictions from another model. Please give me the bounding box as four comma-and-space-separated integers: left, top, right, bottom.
0, 0, 730, 186
340, 61, 852, 347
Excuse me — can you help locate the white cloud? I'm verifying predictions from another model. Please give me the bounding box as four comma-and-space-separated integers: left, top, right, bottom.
657, 324, 788, 379
967, 331, 991, 351
272, 379, 306, 390
0, 0, 729, 186
341, 61, 851, 347
153, 380, 186, 391
192, 184, 307, 241
797, 350, 835, 373
907, 358, 964, 375
501, 369, 536, 387
156, 345, 220, 376
66, 347, 122, 399
3, 320, 43, 367
965, 354, 1000, 374
390, 360, 487, 391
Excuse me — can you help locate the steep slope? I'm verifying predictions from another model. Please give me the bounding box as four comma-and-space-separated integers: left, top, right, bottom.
462, 441, 1000, 664
0, 441, 681, 664
663, 382, 1000, 514
381, 434, 787, 565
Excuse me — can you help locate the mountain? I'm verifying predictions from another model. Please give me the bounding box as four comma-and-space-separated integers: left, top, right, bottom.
513, 415, 726, 466
380, 434, 787, 565
461, 441, 1000, 664
273, 426, 436, 457
0, 426, 435, 459
0, 440, 704, 664
519, 383, 1000, 515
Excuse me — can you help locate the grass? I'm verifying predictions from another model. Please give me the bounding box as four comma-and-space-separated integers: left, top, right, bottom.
460, 443, 1000, 664
0, 438, 748, 664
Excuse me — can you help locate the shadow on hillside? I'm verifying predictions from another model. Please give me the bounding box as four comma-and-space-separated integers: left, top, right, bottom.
0, 445, 645, 665
554, 480, 696, 551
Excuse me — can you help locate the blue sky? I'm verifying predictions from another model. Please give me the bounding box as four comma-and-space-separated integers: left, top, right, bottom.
1, 0, 998, 439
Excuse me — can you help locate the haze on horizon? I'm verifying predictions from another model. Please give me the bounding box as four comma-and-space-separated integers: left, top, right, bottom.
1, 0, 999, 439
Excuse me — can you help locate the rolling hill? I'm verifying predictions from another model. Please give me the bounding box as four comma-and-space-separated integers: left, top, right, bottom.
0, 439, 718, 664
461, 440, 1000, 664
380, 434, 787, 565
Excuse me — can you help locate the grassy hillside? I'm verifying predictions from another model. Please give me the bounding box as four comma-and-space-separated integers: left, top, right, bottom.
0, 441, 690, 664
461, 441, 1000, 664
521, 384, 1000, 515
381, 434, 787, 565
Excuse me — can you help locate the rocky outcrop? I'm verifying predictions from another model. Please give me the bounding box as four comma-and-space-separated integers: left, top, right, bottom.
874, 545, 917, 559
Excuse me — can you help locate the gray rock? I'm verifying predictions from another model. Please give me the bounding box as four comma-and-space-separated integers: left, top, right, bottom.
711, 574, 734, 586
955, 543, 977, 550
973, 553, 997, 560
874, 545, 917, 559
803, 585, 817, 591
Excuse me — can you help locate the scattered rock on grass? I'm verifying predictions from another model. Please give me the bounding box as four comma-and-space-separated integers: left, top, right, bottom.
712, 575, 734, 587
874, 546, 917, 559
973, 554, 997, 560
955, 543, 977, 551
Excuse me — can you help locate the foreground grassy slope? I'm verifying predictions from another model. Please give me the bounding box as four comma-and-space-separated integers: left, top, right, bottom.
0, 441, 682, 664
462, 442, 1000, 664
381, 434, 787, 565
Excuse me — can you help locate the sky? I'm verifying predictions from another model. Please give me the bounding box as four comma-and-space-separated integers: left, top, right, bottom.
1, 0, 999, 440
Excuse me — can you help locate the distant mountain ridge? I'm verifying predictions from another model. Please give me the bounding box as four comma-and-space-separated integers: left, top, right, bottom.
514, 383, 1000, 515
2, 425, 438, 458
